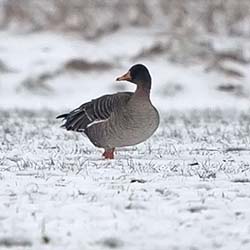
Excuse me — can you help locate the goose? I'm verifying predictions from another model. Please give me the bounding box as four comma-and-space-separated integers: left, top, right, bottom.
56, 64, 159, 159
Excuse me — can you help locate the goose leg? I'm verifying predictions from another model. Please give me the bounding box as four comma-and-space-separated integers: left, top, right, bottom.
102, 148, 115, 159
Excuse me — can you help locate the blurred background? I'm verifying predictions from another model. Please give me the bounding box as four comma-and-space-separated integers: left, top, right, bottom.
1, 0, 250, 111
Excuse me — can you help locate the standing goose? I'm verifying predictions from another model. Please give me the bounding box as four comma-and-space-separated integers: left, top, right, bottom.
57, 64, 159, 159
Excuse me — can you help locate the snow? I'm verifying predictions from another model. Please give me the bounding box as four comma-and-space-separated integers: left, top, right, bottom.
0, 29, 250, 249
1, 110, 250, 250
1, 30, 250, 111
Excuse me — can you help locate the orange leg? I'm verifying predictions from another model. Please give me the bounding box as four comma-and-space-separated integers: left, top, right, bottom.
102, 148, 115, 159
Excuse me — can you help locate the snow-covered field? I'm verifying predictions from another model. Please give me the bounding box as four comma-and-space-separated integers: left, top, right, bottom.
1, 109, 250, 250
1, 29, 250, 249
1, 30, 250, 111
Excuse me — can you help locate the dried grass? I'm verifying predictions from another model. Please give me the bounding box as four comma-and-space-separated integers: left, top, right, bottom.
1, 0, 250, 38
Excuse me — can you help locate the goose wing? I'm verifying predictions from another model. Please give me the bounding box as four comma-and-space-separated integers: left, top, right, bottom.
56, 92, 133, 132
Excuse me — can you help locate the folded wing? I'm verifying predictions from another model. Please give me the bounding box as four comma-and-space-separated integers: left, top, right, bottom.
56, 92, 133, 132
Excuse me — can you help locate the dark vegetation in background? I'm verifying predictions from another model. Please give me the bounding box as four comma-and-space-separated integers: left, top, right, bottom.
1, 0, 250, 38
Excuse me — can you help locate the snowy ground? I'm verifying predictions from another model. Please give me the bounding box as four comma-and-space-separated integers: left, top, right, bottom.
1, 29, 250, 249
1, 30, 250, 111
0, 110, 250, 250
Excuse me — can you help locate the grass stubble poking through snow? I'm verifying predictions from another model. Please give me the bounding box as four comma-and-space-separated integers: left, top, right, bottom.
0, 109, 250, 250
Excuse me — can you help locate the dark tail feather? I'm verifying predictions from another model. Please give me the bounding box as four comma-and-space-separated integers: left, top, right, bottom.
56, 110, 89, 132
56, 113, 68, 119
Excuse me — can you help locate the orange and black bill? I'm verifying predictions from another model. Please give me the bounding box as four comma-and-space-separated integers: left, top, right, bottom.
116, 71, 132, 81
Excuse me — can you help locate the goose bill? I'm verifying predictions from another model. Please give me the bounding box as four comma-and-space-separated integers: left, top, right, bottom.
116, 71, 132, 81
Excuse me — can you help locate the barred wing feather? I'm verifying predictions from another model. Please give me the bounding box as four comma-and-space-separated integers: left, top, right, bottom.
56, 92, 133, 132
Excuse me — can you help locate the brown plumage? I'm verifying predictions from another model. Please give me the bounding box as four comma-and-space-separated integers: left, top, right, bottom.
57, 64, 159, 159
